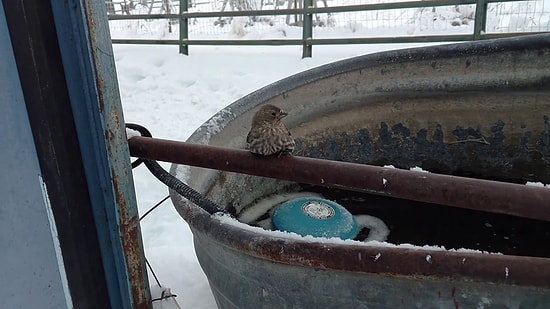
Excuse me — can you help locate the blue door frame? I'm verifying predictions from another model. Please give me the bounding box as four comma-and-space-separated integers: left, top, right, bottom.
0, 0, 150, 308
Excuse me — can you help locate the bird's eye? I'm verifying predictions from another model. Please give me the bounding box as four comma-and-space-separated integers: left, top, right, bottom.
271, 112, 277, 116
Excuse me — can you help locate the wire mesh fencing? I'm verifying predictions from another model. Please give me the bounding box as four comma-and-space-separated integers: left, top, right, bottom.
106, 0, 550, 56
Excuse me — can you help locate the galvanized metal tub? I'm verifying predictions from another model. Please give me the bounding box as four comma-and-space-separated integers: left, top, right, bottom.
170, 34, 550, 308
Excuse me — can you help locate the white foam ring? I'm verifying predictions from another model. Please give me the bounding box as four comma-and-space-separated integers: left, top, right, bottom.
237, 192, 390, 242
355, 214, 390, 242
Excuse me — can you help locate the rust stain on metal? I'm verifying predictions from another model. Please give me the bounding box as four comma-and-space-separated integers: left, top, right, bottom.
113, 170, 151, 309
104, 129, 115, 141
81, 0, 150, 307
83, 3, 105, 114
96, 76, 106, 113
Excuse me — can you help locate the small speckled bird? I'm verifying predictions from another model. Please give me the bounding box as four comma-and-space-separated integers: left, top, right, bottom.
246, 104, 295, 156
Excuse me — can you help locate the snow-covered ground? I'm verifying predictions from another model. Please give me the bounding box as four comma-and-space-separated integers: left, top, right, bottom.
112, 2, 548, 307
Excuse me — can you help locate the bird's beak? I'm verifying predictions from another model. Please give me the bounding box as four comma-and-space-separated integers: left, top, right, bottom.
279, 110, 288, 119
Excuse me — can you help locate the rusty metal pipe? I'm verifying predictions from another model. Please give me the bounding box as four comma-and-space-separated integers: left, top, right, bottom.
128, 136, 550, 222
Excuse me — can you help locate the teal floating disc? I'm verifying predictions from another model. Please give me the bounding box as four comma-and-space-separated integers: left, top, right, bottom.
272, 197, 359, 240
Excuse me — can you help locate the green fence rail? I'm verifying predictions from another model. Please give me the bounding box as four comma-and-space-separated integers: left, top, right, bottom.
107, 0, 547, 57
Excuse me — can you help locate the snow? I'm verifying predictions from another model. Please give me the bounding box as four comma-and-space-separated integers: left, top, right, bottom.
410, 166, 430, 173
215, 213, 501, 255
125, 128, 142, 139
425, 254, 433, 264
526, 181, 550, 188
111, 3, 548, 307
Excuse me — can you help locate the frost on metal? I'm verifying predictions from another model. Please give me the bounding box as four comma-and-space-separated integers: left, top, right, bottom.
173, 165, 190, 183
195, 108, 235, 145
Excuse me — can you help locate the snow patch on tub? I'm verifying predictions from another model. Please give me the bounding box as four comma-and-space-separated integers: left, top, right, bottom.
526, 181, 550, 188
174, 164, 191, 181
410, 166, 430, 173
195, 108, 235, 144
213, 213, 502, 255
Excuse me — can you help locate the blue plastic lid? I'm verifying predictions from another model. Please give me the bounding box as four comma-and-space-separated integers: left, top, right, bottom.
272, 197, 359, 240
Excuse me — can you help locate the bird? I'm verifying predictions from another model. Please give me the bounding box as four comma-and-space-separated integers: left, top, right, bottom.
246, 104, 295, 156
